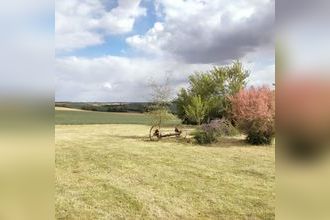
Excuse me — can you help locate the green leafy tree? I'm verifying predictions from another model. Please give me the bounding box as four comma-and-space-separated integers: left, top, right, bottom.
184, 95, 208, 125
176, 88, 191, 123
176, 60, 249, 124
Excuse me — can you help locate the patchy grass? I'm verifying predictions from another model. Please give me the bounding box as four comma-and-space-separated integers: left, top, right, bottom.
56, 124, 275, 219
55, 109, 180, 125
55, 107, 86, 111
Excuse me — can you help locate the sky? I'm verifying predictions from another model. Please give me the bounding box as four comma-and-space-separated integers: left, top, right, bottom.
55, 0, 275, 102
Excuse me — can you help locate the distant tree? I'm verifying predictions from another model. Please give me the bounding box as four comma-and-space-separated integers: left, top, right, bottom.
177, 60, 249, 124
184, 95, 208, 125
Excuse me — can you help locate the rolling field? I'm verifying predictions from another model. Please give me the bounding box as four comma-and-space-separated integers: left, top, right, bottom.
55, 108, 275, 219
55, 108, 180, 125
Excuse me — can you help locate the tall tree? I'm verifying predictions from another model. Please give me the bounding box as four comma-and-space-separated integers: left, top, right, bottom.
176, 60, 249, 124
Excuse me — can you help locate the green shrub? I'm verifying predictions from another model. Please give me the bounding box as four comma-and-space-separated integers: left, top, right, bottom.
247, 130, 273, 145
193, 130, 217, 145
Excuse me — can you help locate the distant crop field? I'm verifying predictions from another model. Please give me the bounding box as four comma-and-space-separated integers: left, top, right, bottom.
56, 124, 275, 219
55, 108, 180, 125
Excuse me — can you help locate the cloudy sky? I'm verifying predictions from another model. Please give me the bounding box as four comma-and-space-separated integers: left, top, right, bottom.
55, 0, 275, 102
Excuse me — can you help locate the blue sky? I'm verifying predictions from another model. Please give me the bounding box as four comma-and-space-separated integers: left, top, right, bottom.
55, 0, 275, 102
56, 0, 157, 58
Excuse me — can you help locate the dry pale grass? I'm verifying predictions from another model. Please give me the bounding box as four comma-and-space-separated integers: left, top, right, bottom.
55, 107, 85, 111
56, 124, 275, 220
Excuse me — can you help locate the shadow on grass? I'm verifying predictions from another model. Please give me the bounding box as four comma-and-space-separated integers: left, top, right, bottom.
106, 134, 270, 149
103, 135, 146, 140
212, 136, 274, 148
211, 136, 248, 148
141, 135, 249, 148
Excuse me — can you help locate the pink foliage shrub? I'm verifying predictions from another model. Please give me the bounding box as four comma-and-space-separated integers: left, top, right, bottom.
231, 86, 275, 145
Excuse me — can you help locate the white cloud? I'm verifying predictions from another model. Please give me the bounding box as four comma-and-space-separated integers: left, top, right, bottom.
126, 22, 170, 56
56, 55, 274, 101
56, 56, 210, 101
103, 82, 113, 90
56, 0, 146, 52
248, 64, 275, 86
127, 0, 274, 63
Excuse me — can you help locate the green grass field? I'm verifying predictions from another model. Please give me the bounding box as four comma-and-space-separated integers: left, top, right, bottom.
55, 109, 180, 125
55, 108, 275, 219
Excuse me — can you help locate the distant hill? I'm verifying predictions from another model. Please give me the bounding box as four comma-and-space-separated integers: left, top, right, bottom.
55, 101, 178, 114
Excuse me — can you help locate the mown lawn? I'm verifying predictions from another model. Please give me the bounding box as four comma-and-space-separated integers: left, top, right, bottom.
55, 109, 180, 125
56, 124, 275, 219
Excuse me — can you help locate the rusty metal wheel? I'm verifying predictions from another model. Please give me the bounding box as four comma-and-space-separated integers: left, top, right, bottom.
149, 125, 161, 141
175, 124, 187, 139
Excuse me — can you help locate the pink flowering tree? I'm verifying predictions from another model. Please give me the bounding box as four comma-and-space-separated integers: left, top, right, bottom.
231, 86, 275, 145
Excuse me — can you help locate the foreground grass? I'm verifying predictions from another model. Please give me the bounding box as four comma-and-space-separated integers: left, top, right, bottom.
55, 109, 180, 125
56, 124, 275, 219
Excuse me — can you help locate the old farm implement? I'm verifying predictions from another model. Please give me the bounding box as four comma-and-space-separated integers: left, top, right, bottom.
149, 125, 187, 141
